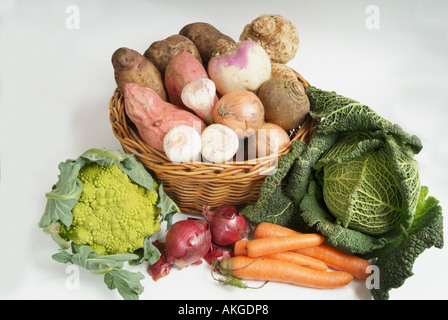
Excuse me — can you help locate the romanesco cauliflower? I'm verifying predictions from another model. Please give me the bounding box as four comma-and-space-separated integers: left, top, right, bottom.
39, 148, 180, 300
60, 163, 161, 255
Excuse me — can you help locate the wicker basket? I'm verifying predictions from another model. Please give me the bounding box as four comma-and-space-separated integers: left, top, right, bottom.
109, 71, 315, 214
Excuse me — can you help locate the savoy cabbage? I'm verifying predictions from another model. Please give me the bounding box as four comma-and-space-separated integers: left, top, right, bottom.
241, 86, 443, 299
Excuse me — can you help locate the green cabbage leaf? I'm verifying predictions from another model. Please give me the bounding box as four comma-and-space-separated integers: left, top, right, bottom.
368, 186, 443, 300
240, 86, 443, 299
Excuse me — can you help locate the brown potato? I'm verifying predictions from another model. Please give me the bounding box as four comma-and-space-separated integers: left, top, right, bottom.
143, 34, 202, 76
257, 77, 310, 131
179, 22, 236, 66
111, 47, 167, 101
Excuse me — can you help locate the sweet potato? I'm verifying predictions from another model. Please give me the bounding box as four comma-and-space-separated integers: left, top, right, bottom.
179, 22, 236, 66
123, 83, 206, 152
257, 77, 310, 131
164, 51, 209, 108
143, 34, 203, 76
112, 47, 167, 101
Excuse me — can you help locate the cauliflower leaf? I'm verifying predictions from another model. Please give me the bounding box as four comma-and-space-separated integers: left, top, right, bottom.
81, 148, 157, 193
40, 159, 86, 229
39, 148, 180, 300
104, 269, 145, 301
53, 244, 145, 300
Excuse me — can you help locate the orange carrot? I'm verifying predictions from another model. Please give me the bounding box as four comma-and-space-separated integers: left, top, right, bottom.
234, 239, 249, 256
234, 239, 328, 271
254, 222, 372, 280
267, 251, 328, 271
254, 222, 302, 239
298, 245, 371, 280
245, 234, 325, 258
217, 256, 353, 289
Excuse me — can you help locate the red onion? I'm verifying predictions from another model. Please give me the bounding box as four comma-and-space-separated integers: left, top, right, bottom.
148, 240, 171, 281
202, 205, 248, 246
203, 243, 234, 265
165, 218, 212, 269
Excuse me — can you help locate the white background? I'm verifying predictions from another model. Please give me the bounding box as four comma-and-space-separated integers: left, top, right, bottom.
1, 0, 447, 300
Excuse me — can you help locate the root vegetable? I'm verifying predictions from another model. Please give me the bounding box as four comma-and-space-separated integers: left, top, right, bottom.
143, 34, 203, 76
248, 122, 290, 158
244, 234, 325, 258
213, 90, 265, 139
163, 125, 202, 163
270, 63, 298, 82
112, 47, 167, 101
181, 78, 218, 125
208, 40, 271, 95
148, 240, 171, 281
239, 14, 300, 64
254, 222, 372, 279
233, 240, 329, 271
265, 251, 328, 271
179, 22, 236, 66
203, 243, 234, 265
165, 51, 210, 108
257, 77, 310, 131
299, 245, 372, 280
215, 256, 353, 289
124, 83, 206, 152
202, 205, 248, 247
165, 219, 212, 270
201, 124, 239, 163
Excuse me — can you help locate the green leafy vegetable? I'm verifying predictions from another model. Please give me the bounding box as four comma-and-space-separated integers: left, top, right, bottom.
368, 186, 444, 300
241, 86, 443, 299
41, 159, 85, 228
104, 269, 145, 300
38, 148, 180, 300
53, 243, 146, 300
240, 140, 307, 228
316, 132, 420, 235
299, 180, 388, 254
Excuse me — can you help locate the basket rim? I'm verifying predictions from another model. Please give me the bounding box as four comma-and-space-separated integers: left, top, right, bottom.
109, 69, 315, 177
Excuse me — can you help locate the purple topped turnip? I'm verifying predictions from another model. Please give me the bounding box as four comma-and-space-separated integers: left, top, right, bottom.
207, 40, 271, 95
